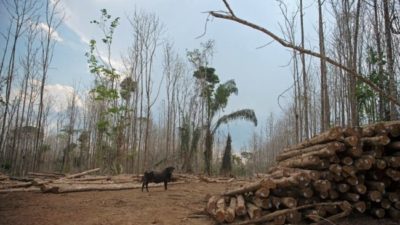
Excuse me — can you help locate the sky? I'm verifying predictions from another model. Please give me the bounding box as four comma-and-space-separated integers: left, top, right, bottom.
0, 0, 320, 150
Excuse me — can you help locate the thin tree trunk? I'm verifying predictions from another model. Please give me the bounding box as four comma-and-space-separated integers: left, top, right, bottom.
300, 0, 309, 139
318, 0, 330, 132
383, 0, 398, 120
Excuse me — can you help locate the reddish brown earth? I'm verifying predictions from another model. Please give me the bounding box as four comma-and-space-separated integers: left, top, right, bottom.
1, 181, 400, 225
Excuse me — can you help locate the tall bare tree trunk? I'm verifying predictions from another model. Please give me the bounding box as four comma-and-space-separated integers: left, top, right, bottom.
300, 0, 309, 139
383, 0, 398, 120
373, 0, 386, 120
318, 0, 330, 132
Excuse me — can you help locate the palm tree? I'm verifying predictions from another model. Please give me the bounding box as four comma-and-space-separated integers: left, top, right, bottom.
194, 66, 257, 175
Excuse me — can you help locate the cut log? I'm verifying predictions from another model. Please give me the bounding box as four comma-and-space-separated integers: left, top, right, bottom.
365, 181, 385, 192
343, 136, 359, 147
362, 123, 387, 136
343, 192, 360, 202
375, 159, 387, 170
222, 181, 261, 196
389, 207, 400, 219
64, 168, 100, 179
222, 178, 275, 196
273, 214, 286, 225
0, 175, 8, 181
9, 176, 34, 182
352, 184, 367, 194
370, 208, 385, 218
246, 202, 261, 219
235, 195, 247, 216
0, 186, 41, 193
328, 165, 341, 177
74, 176, 111, 181
255, 187, 270, 198
341, 156, 353, 166
277, 142, 344, 161
361, 135, 390, 146
329, 189, 339, 200
0, 182, 32, 189
310, 210, 351, 225
251, 196, 272, 209
271, 196, 282, 209
386, 122, 400, 137
313, 180, 331, 193
353, 201, 366, 213
28, 172, 65, 178
338, 183, 350, 193
346, 146, 363, 158
280, 197, 297, 208
384, 156, 400, 168
269, 167, 320, 181
392, 202, 400, 210
385, 168, 400, 181
343, 126, 362, 137
380, 198, 391, 209
225, 197, 236, 223
206, 195, 219, 215
342, 165, 357, 177
368, 190, 383, 202
355, 155, 375, 170
345, 176, 359, 186
285, 210, 302, 224
301, 187, 314, 198
214, 198, 226, 223
305, 209, 326, 222
395, 202, 400, 210
278, 155, 321, 168
282, 127, 343, 153
230, 202, 346, 225
40, 181, 184, 193
388, 191, 400, 202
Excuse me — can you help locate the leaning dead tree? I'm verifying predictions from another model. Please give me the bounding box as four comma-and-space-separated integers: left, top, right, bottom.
208, 0, 400, 107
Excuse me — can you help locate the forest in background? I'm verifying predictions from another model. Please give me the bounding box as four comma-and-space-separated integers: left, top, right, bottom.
0, 0, 399, 177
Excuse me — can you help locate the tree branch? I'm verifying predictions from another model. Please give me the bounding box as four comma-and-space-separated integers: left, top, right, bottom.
222, 0, 235, 17
208, 9, 400, 107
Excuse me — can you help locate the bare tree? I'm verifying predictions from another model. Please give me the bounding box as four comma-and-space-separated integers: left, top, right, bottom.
383, 0, 398, 120
127, 10, 164, 172
318, 0, 330, 131
0, 0, 39, 160
34, 0, 63, 170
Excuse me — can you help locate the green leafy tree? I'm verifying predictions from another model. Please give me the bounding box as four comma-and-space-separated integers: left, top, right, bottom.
85, 9, 129, 173
356, 47, 388, 122
193, 66, 257, 175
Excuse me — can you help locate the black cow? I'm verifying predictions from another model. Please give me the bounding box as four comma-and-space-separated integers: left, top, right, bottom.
141, 166, 175, 192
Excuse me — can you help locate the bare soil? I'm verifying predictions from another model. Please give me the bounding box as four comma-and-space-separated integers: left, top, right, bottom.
1, 181, 400, 225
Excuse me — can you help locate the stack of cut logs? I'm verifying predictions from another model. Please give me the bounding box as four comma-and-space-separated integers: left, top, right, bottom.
206, 121, 400, 224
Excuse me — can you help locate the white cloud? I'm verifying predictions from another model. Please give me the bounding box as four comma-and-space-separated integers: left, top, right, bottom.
44, 84, 84, 112
37, 22, 63, 42
55, 1, 90, 44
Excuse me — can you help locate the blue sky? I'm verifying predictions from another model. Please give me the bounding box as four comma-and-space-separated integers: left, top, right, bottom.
1, 0, 320, 149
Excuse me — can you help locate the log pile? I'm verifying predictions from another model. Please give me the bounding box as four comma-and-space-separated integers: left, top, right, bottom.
206, 121, 400, 224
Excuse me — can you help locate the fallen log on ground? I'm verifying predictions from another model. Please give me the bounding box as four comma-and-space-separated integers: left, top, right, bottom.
40, 181, 185, 193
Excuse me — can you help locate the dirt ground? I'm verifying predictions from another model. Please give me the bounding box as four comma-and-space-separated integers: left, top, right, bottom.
1, 181, 400, 225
